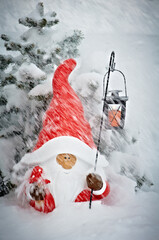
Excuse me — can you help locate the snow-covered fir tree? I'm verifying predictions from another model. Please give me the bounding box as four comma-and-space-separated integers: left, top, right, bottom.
0, 2, 83, 196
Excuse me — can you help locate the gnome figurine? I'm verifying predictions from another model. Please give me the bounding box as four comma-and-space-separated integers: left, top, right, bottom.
13, 59, 110, 213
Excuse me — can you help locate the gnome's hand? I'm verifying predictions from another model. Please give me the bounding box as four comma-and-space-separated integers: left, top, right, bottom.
30, 183, 46, 201
86, 173, 103, 191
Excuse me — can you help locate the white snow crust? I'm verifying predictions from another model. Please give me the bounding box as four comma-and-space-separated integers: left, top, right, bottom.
16, 63, 47, 82
2, 84, 28, 111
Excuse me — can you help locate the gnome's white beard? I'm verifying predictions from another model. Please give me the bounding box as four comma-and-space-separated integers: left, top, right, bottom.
41, 158, 90, 206
53, 170, 83, 206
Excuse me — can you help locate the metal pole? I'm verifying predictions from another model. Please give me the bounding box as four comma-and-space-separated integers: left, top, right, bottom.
89, 51, 115, 209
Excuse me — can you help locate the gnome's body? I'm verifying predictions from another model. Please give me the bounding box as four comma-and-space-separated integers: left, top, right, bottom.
13, 59, 110, 213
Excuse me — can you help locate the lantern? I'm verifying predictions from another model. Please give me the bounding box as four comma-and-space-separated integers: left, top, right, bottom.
103, 52, 128, 129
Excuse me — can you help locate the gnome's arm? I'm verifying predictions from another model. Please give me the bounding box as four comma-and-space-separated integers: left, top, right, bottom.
75, 169, 110, 202
86, 173, 105, 192
25, 166, 55, 213
86, 170, 110, 197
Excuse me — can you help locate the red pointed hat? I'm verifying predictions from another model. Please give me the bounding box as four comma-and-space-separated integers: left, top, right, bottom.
34, 58, 96, 151
22, 59, 108, 167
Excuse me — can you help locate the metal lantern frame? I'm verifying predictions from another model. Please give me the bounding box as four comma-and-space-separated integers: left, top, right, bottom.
103, 52, 128, 129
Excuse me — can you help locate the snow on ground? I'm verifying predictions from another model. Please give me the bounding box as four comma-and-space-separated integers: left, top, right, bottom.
0, 0, 159, 240
1, 190, 159, 240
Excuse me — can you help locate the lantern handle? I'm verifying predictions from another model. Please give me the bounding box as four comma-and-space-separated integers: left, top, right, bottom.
113, 69, 128, 97
103, 55, 128, 98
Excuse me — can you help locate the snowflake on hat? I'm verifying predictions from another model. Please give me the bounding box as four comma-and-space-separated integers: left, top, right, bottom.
13, 59, 110, 213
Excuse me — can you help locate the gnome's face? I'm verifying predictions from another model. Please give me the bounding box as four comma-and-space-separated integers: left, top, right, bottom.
56, 153, 77, 170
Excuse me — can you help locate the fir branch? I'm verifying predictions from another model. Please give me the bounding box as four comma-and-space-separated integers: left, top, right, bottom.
50, 11, 57, 17
19, 17, 48, 29
36, 2, 44, 17
0, 170, 15, 197
1, 34, 10, 41
19, 17, 38, 28
1, 74, 17, 87
0, 96, 7, 106
0, 55, 14, 70
46, 19, 59, 27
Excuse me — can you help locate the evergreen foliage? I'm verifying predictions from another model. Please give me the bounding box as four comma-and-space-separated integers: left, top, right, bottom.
0, 2, 83, 196
0, 170, 15, 197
